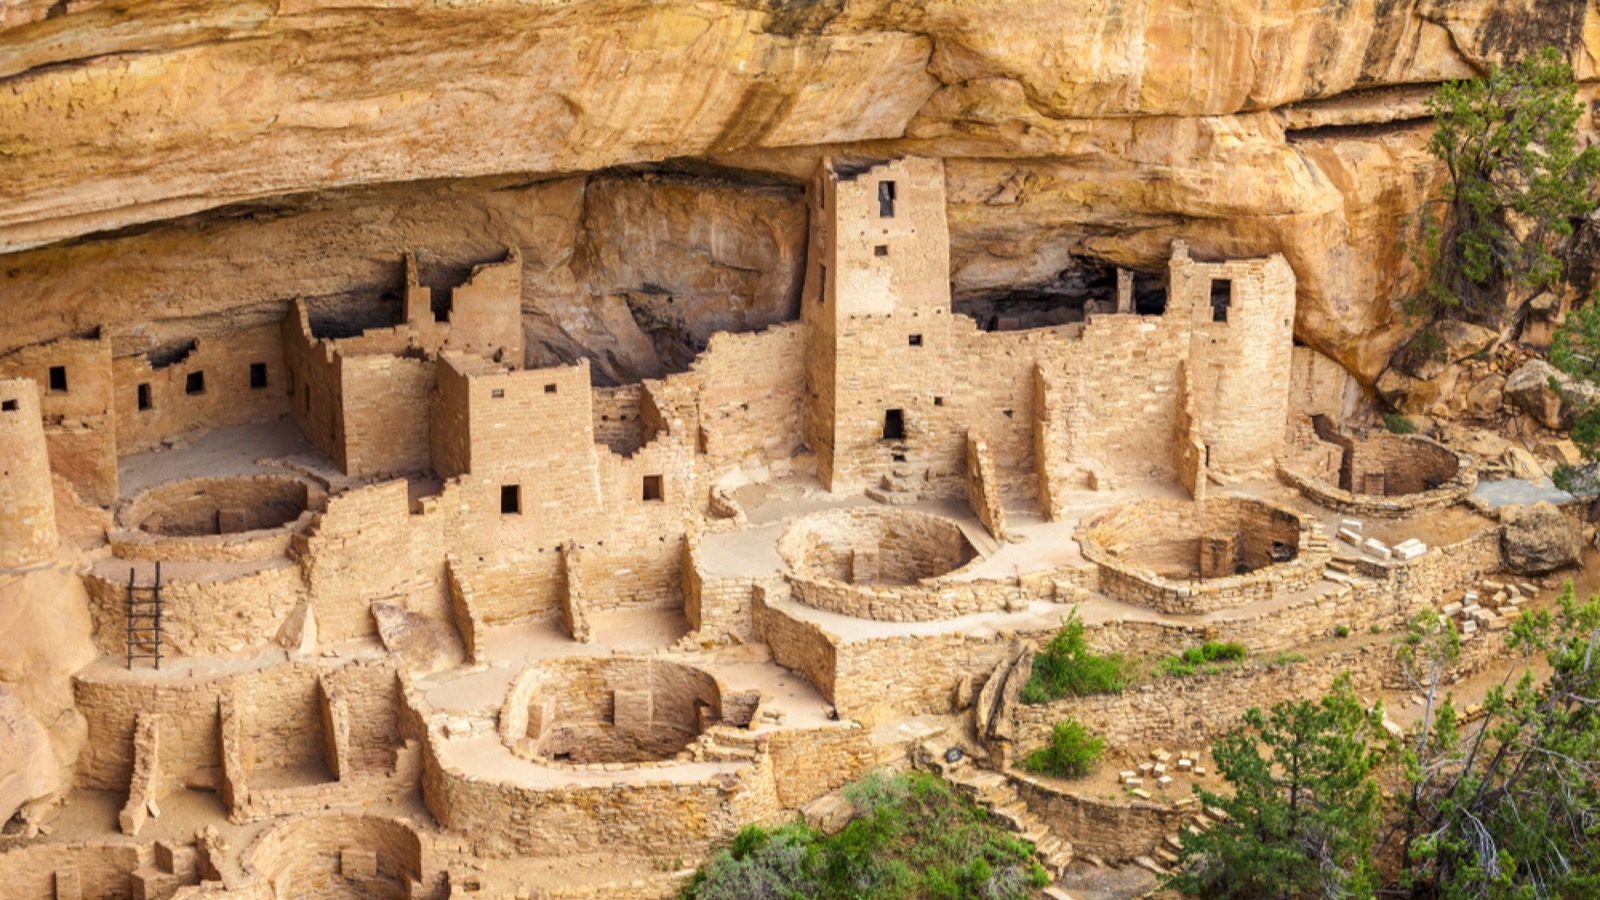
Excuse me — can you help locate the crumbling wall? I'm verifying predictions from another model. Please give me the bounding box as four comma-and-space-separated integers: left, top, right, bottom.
439, 249, 524, 365
298, 479, 450, 642
0, 841, 148, 900
965, 430, 1008, 540
593, 384, 647, 457
1174, 361, 1207, 502
689, 324, 806, 472
281, 305, 346, 469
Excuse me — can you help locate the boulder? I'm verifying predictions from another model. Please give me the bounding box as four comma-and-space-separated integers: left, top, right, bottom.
1461, 372, 1506, 418
1503, 446, 1546, 482
0, 687, 59, 828
371, 603, 460, 675
1436, 320, 1501, 363
1504, 360, 1598, 430
1501, 502, 1580, 575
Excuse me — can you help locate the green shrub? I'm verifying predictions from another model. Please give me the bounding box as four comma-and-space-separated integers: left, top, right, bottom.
683, 771, 1047, 900
1382, 412, 1417, 435
1021, 719, 1105, 779
1021, 609, 1130, 703
1155, 641, 1248, 678
1335, 625, 1352, 638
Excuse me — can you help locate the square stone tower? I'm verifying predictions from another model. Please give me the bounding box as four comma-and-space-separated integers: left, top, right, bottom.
802, 157, 956, 492
1170, 241, 1297, 484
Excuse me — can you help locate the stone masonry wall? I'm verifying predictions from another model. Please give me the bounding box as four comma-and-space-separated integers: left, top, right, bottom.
111, 324, 288, 455
0, 377, 58, 566
0, 335, 118, 505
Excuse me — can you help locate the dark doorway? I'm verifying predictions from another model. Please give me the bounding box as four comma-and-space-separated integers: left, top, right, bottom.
883, 409, 906, 441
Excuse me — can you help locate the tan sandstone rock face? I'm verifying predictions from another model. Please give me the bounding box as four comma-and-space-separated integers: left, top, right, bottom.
0, 566, 96, 816
2, 1, 1599, 383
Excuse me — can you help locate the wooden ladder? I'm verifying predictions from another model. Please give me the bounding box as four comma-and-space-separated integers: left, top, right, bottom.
126, 562, 163, 670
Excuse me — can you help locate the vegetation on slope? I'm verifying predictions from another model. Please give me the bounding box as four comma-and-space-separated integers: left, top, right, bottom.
1407, 47, 1598, 323
1020, 718, 1105, 780
681, 771, 1049, 900
1021, 609, 1131, 704
1170, 588, 1600, 898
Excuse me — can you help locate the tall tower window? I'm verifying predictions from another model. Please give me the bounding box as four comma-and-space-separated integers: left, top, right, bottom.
878, 181, 897, 218
249, 362, 269, 389
137, 384, 152, 411
47, 366, 67, 393
501, 484, 522, 515
1210, 279, 1233, 323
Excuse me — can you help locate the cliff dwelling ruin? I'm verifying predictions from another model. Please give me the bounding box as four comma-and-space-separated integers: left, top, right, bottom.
4, 7, 1600, 894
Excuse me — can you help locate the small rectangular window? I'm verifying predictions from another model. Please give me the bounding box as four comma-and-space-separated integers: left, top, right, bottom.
544, 384, 558, 394
878, 181, 897, 218
137, 384, 152, 411
908, 334, 922, 347
249, 362, 268, 389
491, 388, 505, 399
933, 396, 944, 406
185, 371, 206, 395
818, 264, 827, 304
1, 399, 17, 412
47, 366, 67, 393
500, 484, 521, 515
883, 409, 905, 441
874, 245, 888, 257
642, 475, 664, 502
1210, 279, 1233, 324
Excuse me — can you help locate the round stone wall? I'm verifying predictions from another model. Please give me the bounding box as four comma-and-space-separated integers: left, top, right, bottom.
776, 508, 1003, 622
500, 657, 723, 767
112, 474, 325, 562
1280, 431, 1475, 518
245, 813, 426, 899
777, 507, 979, 585
1077, 497, 1330, 615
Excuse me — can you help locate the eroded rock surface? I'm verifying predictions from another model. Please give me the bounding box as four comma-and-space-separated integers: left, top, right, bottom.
2, 1, 1598, 384
1501, 501, 1581, 575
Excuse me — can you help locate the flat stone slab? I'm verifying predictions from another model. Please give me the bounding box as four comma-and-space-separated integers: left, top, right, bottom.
1474, 478, 1572, 508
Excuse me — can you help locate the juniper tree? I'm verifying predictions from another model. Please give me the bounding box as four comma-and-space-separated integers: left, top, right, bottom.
1169, 674, 1391, 899
1409, 47, 1599, 325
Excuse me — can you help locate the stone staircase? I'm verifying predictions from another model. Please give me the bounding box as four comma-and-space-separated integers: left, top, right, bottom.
932, 757, 1075, 881
130, 841, 198, 900
865, 469, 920, 506
1134, 798, 1225, 877
691, 725, 764, 762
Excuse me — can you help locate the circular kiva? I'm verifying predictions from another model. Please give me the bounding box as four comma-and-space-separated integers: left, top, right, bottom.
111, 474, 326, 562
776, 507, 1007, 622
500, 657, 724, 767
1077, 497, 1331, 615
245, 813, 425, 899
1279, 425, 1475, 518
